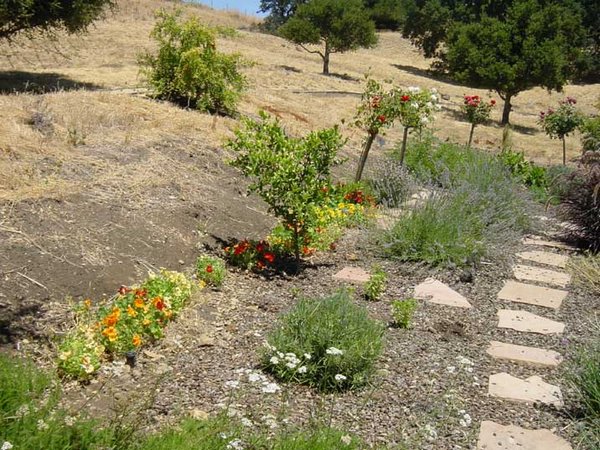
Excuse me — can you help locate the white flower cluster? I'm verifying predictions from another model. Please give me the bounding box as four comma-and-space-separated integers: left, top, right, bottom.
325, 347, 344, 356
229, 368, 282, 394
458, 409, 472, 427
265, 343, 315, 375
456, 355, 474, 373
2, 442, 13, 450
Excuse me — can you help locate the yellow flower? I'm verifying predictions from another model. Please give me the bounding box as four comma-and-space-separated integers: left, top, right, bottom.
134, 297, 145, 309
83, 299, 92, 309
142, 318, 151, 327
132, 335, 142, 347
102, 326, 118, 342
127, 305, 137, 318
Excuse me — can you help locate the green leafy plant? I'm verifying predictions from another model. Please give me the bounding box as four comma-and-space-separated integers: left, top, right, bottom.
539, 97, 585, 165
391, 298, 418, 329
364, 265, 387, 301
138, 10, 247, 116
196, 255, 226, 287
261, 289, 385, 392
461, 94, 496, 148
581, 114, 600, 154
224, 239, 277, 271
228, 111, 345, 264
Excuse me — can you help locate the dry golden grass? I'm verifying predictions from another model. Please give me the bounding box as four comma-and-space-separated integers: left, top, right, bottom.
0, 0, 598, 203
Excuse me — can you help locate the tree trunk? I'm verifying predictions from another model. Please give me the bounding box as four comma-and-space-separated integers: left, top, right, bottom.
562, 136, 566, 165
398, 127, 410, 166
501, 94, 512, 125
322, 41, 330, 75
467, 123, 475, 148
355, 131, 377, 182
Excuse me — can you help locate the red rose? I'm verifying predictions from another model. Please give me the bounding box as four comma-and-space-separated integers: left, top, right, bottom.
377, 115, 386, 124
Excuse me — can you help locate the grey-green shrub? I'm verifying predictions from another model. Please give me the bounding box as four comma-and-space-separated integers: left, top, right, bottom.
261, 289, 385, 392
139, 10, 246, 116
382, 139, 530, 266
367, 156, 416, 208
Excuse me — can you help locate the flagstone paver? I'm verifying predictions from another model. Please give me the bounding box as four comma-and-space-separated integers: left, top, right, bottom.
488, 372, 563, 407
497, 310, 565, 334
414, 278, 472, 308
486, 341, 563, 367
332, 267, 370, 284
497, 280, 568, 310
477, 421, 572, 450
513, 264, 571, 288
522, 236, 576, 250
516, 250, 568, 268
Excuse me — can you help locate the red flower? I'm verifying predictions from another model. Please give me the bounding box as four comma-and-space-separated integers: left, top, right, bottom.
152, 297, 165, 311
377, 115, 386, 124
135, 288, 147, 298
401, 95, 410, 102
256, 241, 267, 253
206, 265, 213, 273
256, 260, 265, 270
490, 99, 496, 106
263, 252, 275, 264
118, 286, 131, 295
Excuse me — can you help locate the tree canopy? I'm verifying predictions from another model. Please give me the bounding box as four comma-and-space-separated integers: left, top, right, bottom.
402, 0, 588, 124
0, 0, 115, 41
278, 0, 377, 75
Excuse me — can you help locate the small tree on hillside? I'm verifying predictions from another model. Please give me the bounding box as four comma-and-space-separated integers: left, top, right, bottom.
279, 0, 377, 75
401, 0, 587, 125
0, 0, 115, 41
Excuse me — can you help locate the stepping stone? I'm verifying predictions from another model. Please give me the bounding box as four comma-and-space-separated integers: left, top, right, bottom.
414, 278, 472, 308
486, 341, 563, 367
522, 236, 575, 250
513, 264, 570, 288
477, 421, 573, 450
516, 250, 568, 268
333, 267, 370, 284
497, 280, 568, 310
488, 373, 563, 407
497, 310, 565, 335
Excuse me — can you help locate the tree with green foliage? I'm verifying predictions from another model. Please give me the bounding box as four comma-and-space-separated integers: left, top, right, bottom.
138, 10, 247, 116
279, 0, 377, 75
0, 0, 115, 41
259, 0, 306, 32
227, 111, 345, 264
538, 97, 585, 165
401, 0, 587, 124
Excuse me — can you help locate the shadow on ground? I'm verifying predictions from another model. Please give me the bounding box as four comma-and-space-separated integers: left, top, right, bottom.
392, 63, 464, 87
0, 71, 102, 94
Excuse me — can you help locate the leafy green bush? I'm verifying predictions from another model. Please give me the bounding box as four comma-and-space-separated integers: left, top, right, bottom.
261, 289, 385, 392
364, 265, 387, 301
196, 255, 226, 287
559, 161, 600, 251
581, 115, 600, 153
391, 298, 418, 329
139, 10, 247, 116
228, 111, 345, 263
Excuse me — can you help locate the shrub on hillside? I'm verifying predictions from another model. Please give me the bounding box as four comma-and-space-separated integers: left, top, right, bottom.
261, 289, 385, 392
581, 115, 600, 153
559, 157, 600, 251
139, 10, 247, 116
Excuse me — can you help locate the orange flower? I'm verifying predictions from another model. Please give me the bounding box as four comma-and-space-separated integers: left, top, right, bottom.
152, 296, 165, 311
102, 326, 118, 342
135, 289, 147, 298
111, 307, 121, 319
127, 305, 137, 317
256, 260, 265, 270
134, 297, 145, 309
132, 335, 142, 347
83, 299, 92, 309
103, 313, 118, 327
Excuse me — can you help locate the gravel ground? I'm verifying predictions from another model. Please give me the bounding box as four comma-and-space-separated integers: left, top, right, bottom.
46, 206, 597, 450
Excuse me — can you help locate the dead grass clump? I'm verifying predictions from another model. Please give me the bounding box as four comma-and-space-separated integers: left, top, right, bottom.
568, 253, 600, 296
